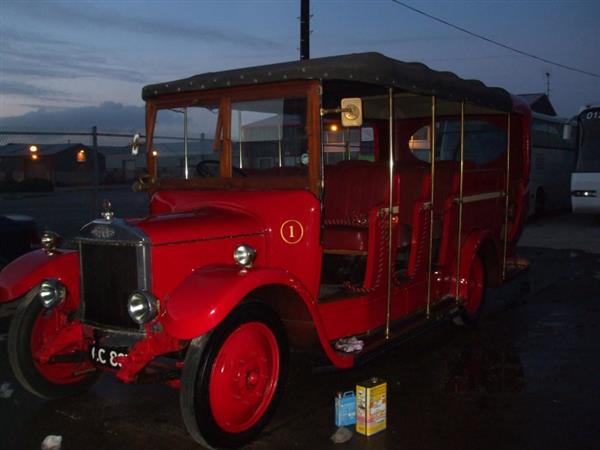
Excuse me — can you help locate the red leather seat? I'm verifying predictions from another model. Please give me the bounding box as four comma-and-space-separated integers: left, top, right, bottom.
322, 161, 389, 252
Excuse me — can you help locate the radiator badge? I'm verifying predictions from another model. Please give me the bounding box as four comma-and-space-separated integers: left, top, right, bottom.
101, 199, 115, 221
91, 224, 116, 239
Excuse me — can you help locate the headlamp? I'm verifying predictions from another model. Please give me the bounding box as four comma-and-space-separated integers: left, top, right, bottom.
233, 244, 256, 268
39, 279, 67, 309
127, 291, 158, 325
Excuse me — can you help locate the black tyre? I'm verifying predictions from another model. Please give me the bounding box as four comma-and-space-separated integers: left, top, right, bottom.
180, 302, 288, 448
459, 254, 486, 324
8, 286, 98, 399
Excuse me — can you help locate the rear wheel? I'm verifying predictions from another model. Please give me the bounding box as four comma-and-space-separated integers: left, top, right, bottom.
180, 302, 288, 448
8, 286, 98, 399
460, 254, 486, 323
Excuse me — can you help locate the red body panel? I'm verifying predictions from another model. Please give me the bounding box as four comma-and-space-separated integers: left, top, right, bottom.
147, 190, 322, 302
0, 250, 80, 304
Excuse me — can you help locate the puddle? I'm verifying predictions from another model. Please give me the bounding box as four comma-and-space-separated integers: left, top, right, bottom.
443, 339, 525, 395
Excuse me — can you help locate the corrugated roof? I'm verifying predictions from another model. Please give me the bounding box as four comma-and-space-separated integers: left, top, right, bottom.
143, 52, 515, 112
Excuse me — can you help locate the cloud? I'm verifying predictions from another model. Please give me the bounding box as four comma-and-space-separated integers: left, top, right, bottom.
0, 28, 146, 83
5, 1, 283, 49
0, 102, 146, 132
0, 80, 71, 100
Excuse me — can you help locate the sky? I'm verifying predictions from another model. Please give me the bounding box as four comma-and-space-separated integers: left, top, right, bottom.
1, 0, 599, 132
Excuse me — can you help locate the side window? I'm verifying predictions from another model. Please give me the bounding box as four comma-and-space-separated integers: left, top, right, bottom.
408, 120, 506, 165
323, 123, 375, 164
408, 125, 432, 162
463, 121, 507, 165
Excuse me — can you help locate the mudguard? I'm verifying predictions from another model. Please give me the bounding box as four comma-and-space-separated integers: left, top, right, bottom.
162, 265, 314, 340
161, 264, 354, 369
458, 230, 496, 297
0, 250, 80, 304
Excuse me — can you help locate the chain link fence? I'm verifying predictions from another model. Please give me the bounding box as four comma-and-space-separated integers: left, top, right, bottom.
0, 128, 213, 190
0, 129, 150, 237
1, 128, 144, 189
0, 128, 214, 236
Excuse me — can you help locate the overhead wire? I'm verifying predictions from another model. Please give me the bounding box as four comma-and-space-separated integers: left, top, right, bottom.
390, 0, 600, 78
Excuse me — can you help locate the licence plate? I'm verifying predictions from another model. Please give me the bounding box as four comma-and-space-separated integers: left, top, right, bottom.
89, 345, 128, 369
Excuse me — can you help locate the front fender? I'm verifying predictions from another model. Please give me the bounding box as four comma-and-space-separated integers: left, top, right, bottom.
162, 265, 312, 340
0, 250, 80, 303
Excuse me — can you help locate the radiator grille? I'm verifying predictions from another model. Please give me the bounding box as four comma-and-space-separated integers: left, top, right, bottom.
80, 243, 141, 329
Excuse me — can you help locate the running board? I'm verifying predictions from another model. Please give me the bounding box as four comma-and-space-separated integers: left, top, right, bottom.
338, 298, 460, 368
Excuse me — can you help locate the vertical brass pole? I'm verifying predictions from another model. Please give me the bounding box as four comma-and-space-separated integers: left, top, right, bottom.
278, 119, 283, 167
455, 102, 465, 301
385, 88, 395, 339
184, 108, 189, 179
502, 114, 511, 280
91, 126, 99, 214
426, 96, 436, 318
238, 109, 243, 169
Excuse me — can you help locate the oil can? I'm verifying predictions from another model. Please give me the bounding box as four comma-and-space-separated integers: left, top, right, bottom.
355, 377, 387, 436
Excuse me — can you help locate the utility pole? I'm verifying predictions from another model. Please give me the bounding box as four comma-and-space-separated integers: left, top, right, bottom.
300, 0, 310, 60
545, 71, 551, 97
91, 126, 99, 216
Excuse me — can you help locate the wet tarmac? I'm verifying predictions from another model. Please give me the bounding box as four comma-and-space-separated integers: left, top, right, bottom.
1, 244, 599, 450
0, 190, 599, 449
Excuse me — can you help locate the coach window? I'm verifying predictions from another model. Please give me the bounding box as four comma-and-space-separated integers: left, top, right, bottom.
408, 119, 507, 166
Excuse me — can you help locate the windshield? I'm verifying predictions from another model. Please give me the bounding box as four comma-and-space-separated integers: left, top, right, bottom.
151, 96, 308, 180
231, 98, 307, 175
153, 104, 219, 179
576, 108, 600, 172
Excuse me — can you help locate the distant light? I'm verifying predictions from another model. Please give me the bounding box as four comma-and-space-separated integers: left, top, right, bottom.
152, 150, 159, 157
31, 153, 39, 160
29, 145, 38, 153
330, 124, 339, 132
76, 149, 86, 163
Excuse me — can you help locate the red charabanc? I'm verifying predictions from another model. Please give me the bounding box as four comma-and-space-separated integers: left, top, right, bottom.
0, 53, 530, 448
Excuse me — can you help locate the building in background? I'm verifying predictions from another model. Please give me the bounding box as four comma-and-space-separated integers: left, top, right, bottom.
0, 143, 105, 186
0, 136, 217, 187
518, 93, 557, 116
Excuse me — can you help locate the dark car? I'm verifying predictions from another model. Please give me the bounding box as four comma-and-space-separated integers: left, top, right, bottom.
0, 214, 39, 270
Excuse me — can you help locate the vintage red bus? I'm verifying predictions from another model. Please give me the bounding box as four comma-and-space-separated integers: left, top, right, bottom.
0, 53, 530, 448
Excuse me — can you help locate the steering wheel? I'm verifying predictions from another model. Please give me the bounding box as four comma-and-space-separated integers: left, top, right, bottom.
196, 160, 247, 178
196, 160, 220, 177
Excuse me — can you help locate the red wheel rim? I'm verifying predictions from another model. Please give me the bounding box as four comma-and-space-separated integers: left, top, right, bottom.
31, 308, 91, 384
209, 322, 280, 434
465, 256, 484, 314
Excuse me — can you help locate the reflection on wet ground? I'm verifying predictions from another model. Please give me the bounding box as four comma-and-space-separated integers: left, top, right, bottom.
443, 338, 525, 395
1, 246, 599, 450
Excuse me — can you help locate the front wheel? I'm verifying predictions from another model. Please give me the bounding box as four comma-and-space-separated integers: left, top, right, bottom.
180, 302, 288, 448
8, 287, 98, 399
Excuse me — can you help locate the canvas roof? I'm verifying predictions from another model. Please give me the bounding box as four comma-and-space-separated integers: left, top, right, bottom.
142, 52, 515, 112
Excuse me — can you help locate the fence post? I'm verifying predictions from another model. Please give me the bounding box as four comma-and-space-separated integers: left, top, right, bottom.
92, 126, 99, 216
